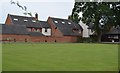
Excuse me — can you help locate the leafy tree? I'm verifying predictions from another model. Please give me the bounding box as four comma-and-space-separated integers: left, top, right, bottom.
70, 2, 120, 42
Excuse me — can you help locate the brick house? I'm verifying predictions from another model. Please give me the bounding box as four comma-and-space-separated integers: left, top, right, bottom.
0, 13, 83, 43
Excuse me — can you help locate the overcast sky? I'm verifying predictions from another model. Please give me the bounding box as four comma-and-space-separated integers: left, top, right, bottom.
0, 0, 74, 23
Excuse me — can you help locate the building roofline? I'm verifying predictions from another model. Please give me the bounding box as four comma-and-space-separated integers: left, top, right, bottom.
49, 17, 70, 21
8, 14, 35, 18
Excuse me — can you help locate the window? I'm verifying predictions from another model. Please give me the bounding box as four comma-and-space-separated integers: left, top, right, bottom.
31, 28, 35, 32
34, 28, 37, 32
114, 36, 118, 39
34, 29, 39, 32
36, 29, 40, 32
40, 28, 42, 32
45, 29, 47, 32
108, 36, 112, 38
54, 21, 58, 23
14, 18, 18, 21
32, 20, 36, 22
62, 21, 65, 24
72, 28, 79, 33
24, 19, 28, 22
68, 22, 71, 24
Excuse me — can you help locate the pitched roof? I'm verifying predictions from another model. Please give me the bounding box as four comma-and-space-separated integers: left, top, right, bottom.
107, 27, 120, 35
50, 17, 83, 36
26, 23, 41, 28
9, 14, 36, 25
8, 14, 50, 28
3, 14, 83, 36
58, 27, 82, 36
0, 24, 44, 36
40, 21, 50, 28
0, 24, 28, 35
0, 24, 3, 34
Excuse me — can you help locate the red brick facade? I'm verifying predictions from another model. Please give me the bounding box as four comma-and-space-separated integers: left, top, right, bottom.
1, 14, 83, 43
47, 17, 63, 37
1, 34, 29, 42
1, 34, 78, 43
5, 15, 12, 25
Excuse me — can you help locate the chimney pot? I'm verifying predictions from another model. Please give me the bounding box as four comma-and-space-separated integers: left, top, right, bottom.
35, 13, 38, 20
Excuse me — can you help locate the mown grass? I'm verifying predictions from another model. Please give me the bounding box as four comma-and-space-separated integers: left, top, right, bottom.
0, 43, 2, 72
2, 43, 118, 71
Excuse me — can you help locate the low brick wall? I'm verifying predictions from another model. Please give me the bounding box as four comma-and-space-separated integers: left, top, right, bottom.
2, 34, 29, 42
29, 36, 78, 43
1, 34, 80, 43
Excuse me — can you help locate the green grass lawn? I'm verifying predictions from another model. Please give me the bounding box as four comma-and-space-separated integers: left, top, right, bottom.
0, 43, 2, 73
2, 43, 118, 71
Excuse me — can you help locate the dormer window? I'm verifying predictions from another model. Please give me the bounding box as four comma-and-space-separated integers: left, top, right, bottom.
32, 20, 36, 23
24, 19, 28, 22
54, 21, 58, 23
62, 21, 65, 24
68, 22, 71, 24
72, 28, 79, 33
14, 18, 18, 21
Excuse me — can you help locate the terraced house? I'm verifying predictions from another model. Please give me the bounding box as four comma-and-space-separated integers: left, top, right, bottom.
0, 13, 83, 43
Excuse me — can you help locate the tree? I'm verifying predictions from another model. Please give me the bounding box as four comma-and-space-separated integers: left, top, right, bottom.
10, 0, 33, 17
70, 2, 120, 42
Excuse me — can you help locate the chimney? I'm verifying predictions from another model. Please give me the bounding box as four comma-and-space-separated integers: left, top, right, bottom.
35, 13, 38, 20
68, 15, 72, 20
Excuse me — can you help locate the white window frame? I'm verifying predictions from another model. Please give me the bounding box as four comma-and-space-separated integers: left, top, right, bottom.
14, 18, 18, 21
68, 22, 71, 24
114, 35, 118, 39
54, 21, 58, 23
24, 19, 28, 22
62, 21, 65, 24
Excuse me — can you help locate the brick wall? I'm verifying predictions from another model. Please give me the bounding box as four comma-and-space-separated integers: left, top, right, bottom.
29, 36, 45, 42
1, 34, 79, 43
5, 15, 12, 25
47, 17, 63, 37
30, 36, 78, 43
2, 15, 81, 43
2, 34, 29, 42
0, 34, 2, 41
